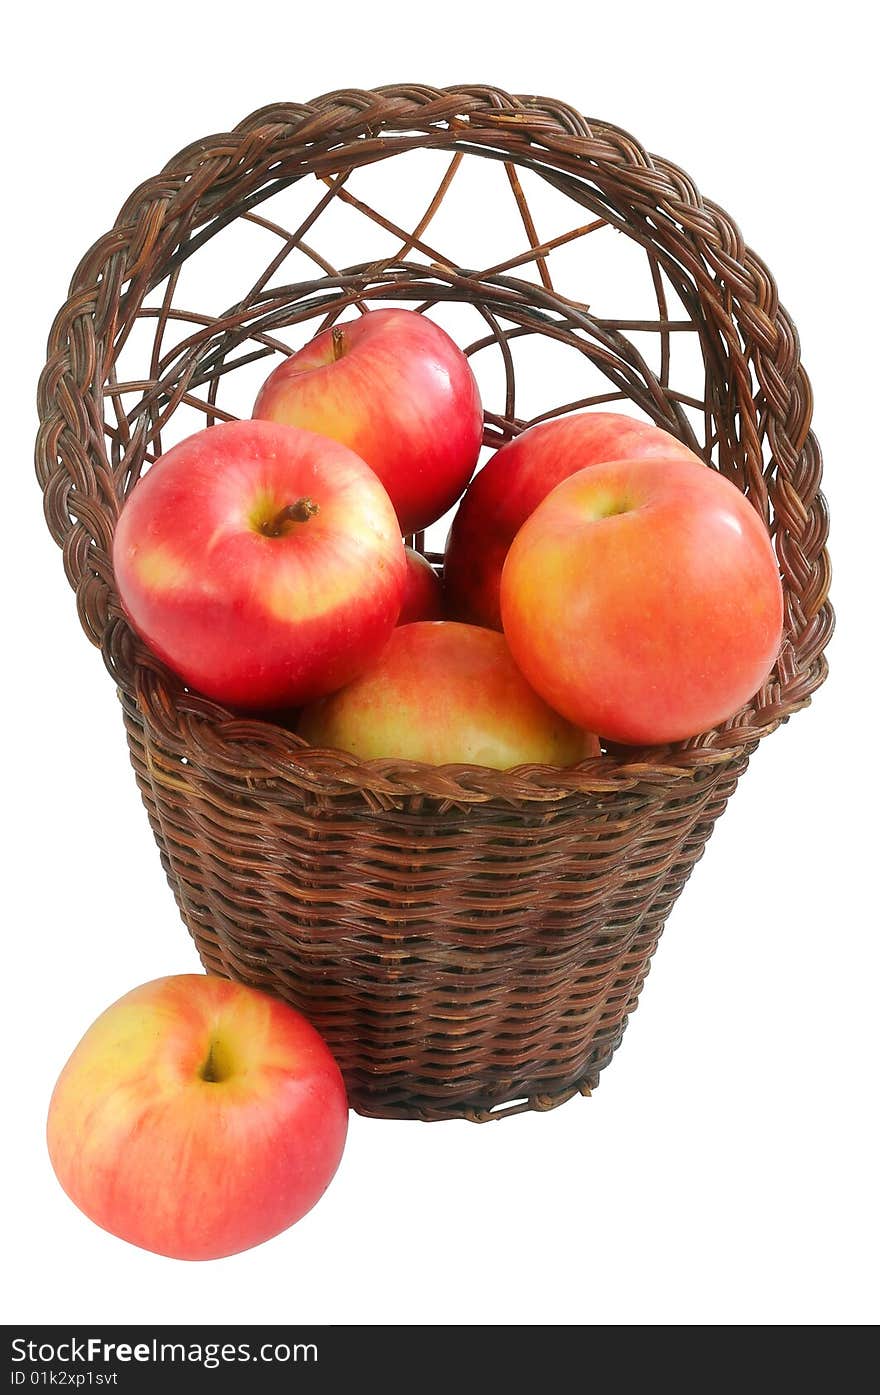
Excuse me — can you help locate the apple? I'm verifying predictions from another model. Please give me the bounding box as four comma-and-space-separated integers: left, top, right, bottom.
444, 412, 697, 629
297, 620, 599, 769
112, 418, 406, 709
398, 547, 445, 625
500, 455, 784, 746
46, 975, 348, 1261
253, 308, 484, 535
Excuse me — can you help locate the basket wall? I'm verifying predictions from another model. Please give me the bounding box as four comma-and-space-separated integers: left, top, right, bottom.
120, 682, 750, 1120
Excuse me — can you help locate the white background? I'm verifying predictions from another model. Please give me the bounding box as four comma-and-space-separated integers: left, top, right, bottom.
4, 1, 877, 1327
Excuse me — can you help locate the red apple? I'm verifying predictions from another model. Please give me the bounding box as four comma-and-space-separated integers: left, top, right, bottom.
253, 308, 484, 535
46, 975, 348, 1261
399, 547, 445, 624
297, 621, 599, 769
112, 418, 406, 709
445, 412, 697, 629
501, 456, 784, 746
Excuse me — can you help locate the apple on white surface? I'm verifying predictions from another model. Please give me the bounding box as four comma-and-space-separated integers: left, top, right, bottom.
46, 975, 349, 1261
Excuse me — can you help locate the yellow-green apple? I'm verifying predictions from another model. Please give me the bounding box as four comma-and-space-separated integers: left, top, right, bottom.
445, 412, 696, 629
253, 308, 483, 535
297, 620, 599, 768
46, 975, 348, 1261
501, 455, 784, 746
112, 418, 406, 709
398, 547, 445, 624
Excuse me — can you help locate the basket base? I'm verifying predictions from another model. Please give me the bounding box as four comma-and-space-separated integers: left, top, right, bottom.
334, 1023, 628, 1121
197, 936, 629, 1121
350, 1071, 602, 1123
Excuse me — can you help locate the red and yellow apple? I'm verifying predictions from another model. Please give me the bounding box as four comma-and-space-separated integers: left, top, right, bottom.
398, 547, 445, 625
253, 308, 484, 536
297, 620, 599, 768
501, 455, 784, 746
112, 418, 406, 709
444, 412, 696, 629
46, 975, 348, 1261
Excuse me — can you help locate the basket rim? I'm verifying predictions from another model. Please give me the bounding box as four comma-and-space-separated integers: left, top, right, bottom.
39, 83, 833, 804
112, 616, 765, 807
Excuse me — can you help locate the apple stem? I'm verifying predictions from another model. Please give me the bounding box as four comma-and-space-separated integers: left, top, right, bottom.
263, 498, 320, 536
331, 326, 346, 361
200, 1042, 221, 1083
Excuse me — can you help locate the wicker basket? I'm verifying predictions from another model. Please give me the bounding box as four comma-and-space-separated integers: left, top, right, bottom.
36, 85, 832, 1121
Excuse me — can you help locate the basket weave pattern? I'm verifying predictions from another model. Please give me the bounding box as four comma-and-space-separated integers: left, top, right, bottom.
36, 86, 831, 1120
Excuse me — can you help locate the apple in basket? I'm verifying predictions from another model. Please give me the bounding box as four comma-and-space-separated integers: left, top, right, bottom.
444, 412, 697, 630
253, 308, 484, 536
46, 975, 348, 1260
501, 454, 784, 746
398, 546, 445, 625
112, 418, 407, 709
297, 620, 600, 768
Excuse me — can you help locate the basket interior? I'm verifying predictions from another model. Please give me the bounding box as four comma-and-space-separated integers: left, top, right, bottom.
39, 96, 830, 799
